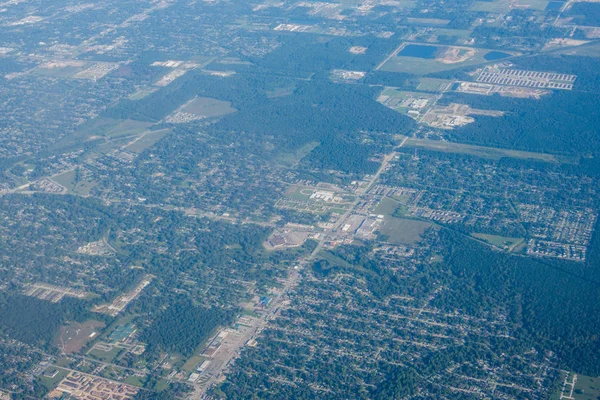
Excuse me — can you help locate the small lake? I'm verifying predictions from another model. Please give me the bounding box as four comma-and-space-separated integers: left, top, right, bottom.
398, 44, 439, 59
484, 51, 511, 61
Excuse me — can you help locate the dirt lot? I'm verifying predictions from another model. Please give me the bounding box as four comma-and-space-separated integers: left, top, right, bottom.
56, 320, 105, 354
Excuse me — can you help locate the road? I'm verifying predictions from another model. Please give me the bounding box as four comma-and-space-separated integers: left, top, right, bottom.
190, 135, 413, 399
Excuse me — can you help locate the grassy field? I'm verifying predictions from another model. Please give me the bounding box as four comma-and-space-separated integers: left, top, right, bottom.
404, 138, 577, 163
129, 88, 158, 100
52, 170, 98, 196
555, 42, 600, 57
380, 46, 492, 75
31, 64, 88, 79
472, 233, 524, 251
52, 118, 152, 151
181, 97, 237, 118
318, 250, 354, 268
417, 78, 454, 93
275, 141, 319, 167
406, 17, 450, 26
89, 346, 122, 363
373, 197, 401, 216
55, 320, 105, 354
124, 128, 172, 153
285, 185, 314, 201
470, 0, 548, 12
81, 118, 151, 140
431, 28, 473, 37
550, 372, 600, 400
124, 375, 145, 387
38, 366, 69, 390
379, 217, 431, 245
182, 354, 208, 373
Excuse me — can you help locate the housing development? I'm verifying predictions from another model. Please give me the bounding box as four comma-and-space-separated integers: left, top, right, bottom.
0, 0, 600, 399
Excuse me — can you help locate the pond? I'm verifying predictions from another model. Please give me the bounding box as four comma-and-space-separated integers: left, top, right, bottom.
398, 44, 439, 59
484, 51, 511, 61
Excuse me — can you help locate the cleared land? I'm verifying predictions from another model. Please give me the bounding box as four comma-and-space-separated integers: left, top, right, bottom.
550, 372, 600, 400
379, 216, 431, 245
124, 128, 172, 153
472, 233, 525, 251
417, 78, 454, 93
52, 118, 152, 151
379, 43, 507, 74
470, 0, 549, 12
403, 137, 575, 163
56, 320, 105, 354
373, 197, 401, 216
182, 97, 236, 117
52, 169, 97, 196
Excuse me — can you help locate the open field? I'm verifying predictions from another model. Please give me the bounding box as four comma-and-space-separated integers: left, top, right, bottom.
183, 97, 236, 117
472, 233, 524, 251
124, 128, 171, 153
30, 60, 88, 78
52, 118, 152, 151
317, 250, 355, 270
166, 96, 236, 123
550, 372, 600, 400
56, 320, 105, 354
470, 0, 549, 12
88, 346, 122, 363
406, 17, 450, 26
31, 61, 119, 80
275, 141, 319, 167
379, 216, 431, 245
128, 87, 158, 100
431, 28, 473, 37
380, 43, 508, 74
373, 197, 401, 216
52, 169, 98, 196
403, 137, 578, 163
182, 354, 209, 373
417, 78, 454, 92
554, 41, 600, 57
38, 366, 70, 390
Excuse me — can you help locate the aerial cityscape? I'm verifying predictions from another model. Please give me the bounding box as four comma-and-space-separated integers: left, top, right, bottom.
0, 0, 599, 399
